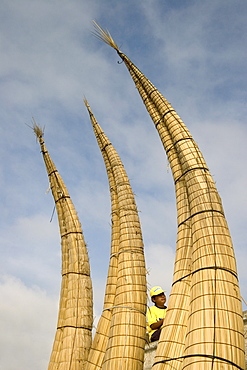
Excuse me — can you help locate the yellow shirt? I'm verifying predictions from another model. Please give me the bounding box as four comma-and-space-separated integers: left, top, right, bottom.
146, 305, 167, 340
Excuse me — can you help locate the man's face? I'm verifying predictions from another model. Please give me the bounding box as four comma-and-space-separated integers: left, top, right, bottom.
152, 292, 166, 308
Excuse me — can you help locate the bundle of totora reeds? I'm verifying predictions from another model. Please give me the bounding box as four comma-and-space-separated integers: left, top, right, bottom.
33, 122, 93, 370
84, 100, 147, 370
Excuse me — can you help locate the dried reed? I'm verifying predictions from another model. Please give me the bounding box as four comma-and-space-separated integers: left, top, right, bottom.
84, 100, 147, 370
33, 121, 93, 370
84, 100, 120, 370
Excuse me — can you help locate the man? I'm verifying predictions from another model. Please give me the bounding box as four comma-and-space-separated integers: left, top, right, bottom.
146, 286, 167, 342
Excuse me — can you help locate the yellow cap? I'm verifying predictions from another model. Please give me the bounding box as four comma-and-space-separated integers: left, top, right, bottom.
150, 286, 165, 298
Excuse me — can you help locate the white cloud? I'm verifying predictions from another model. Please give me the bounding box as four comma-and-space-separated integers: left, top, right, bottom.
0, 275, 57, 370
145, 243, 175, 302
0, 213, 61, 293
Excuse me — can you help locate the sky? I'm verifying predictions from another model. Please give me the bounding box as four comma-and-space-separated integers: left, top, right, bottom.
0, 0, 247, 368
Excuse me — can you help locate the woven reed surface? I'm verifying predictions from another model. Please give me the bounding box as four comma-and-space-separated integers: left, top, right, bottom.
34, 128, 93, 370
84, 102, 120, 370
84, 101, 147, 370
111, 50, 245, 369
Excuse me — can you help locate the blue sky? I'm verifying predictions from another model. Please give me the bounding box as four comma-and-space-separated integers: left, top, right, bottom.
0, 0, 247, 368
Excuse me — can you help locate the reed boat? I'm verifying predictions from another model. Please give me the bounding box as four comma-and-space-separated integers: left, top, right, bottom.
33, 123, 93, 370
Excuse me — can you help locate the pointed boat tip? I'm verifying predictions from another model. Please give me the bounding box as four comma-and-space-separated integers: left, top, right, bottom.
83, 97, 92, 114
83, 98, 97, 123
91, 20, 120, 52
83, 97, 89, 107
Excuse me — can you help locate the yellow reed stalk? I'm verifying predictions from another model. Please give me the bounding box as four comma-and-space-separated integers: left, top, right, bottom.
83, 99, 120, 370
33, 120, 93, 370
84, 101, 147, 370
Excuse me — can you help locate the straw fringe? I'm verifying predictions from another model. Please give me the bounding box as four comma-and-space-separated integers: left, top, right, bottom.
92, 21, 119, 51
32, 118, 44, 139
